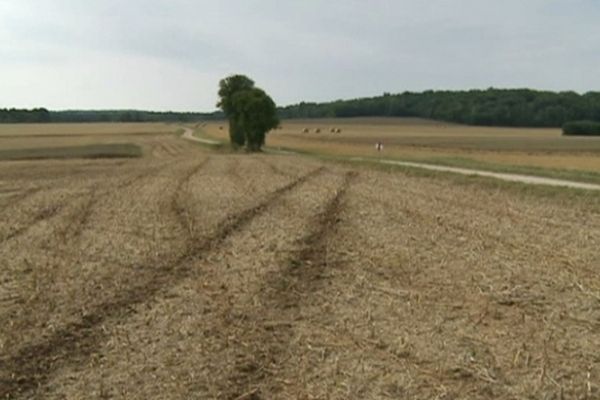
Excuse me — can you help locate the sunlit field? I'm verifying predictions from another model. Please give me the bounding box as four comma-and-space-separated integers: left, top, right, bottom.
202, 118, 600, 175
1, 123, 599, 399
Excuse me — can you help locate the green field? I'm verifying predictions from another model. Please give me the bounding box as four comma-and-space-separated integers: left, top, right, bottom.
0, 143, 142, 161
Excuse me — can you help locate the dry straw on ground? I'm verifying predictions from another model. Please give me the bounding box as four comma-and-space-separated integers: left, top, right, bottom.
0, 124, 599, 399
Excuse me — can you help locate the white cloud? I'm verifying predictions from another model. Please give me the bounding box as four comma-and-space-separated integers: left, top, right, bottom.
0, 0, 599, 110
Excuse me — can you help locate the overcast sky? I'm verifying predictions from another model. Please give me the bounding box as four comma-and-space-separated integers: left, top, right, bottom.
1, 0, 599, 111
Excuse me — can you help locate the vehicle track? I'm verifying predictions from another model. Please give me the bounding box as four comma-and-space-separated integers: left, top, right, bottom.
0, 159, 209, 398
0, 159, 180, 295
255, 157, 295, 178
0, 166, 325, 399
52, 159, 179, 245
0, 202, 65, 245
0, 187, 42, 213
219, 171, 357, 399
170, 158, 212, 239
0, 159, 175, 248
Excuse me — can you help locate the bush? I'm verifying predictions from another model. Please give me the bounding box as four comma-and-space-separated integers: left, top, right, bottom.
562, 120, 600, 136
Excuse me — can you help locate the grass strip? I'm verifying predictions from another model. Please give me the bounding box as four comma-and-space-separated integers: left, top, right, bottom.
0, 143, 142, 161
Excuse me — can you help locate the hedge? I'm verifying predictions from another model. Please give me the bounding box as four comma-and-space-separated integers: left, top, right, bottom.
562, 120, 600, 136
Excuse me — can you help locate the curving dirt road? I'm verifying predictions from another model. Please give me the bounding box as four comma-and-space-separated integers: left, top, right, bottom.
0, 133, 599, 399
367, 157, 600, 191
181, 126, 221, 145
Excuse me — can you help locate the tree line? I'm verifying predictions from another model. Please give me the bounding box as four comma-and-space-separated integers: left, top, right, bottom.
0, 108, 52, 123
562, 120, 600, 136
0, 108, 222, 123
278, 88, 600, 128
4, 88, 600, 130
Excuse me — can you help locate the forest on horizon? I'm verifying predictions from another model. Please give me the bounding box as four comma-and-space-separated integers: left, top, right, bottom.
2, 88, 600, 128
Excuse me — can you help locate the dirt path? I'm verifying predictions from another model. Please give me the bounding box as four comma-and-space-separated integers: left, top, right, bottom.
179, 126, 600, 190
360, 157, 600, 191
181, 126, 221, 145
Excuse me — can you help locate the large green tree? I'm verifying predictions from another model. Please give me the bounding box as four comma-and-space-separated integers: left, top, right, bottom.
217, 75, 255, 148
232, 88, 279, 151
217, 74, 278, 151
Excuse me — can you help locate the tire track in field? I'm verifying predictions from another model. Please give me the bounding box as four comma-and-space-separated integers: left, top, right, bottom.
0, 159, 208, 399
170, 158, 213, 240
0, 165, 325, 399
0, 160, 179, 318
0, 161, 174, 246
255, 157, 294, 178
221, 171, 357, 400
0, 187, 42, 213
55, 159, 179, 243
0, 202, 66, 245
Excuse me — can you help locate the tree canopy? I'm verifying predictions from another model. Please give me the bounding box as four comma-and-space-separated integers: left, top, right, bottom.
0, 108, 220, 123
217, 74, 278, 151
217, 75, 255, 147
562, 120, 600, 136
278, 88, 600, 128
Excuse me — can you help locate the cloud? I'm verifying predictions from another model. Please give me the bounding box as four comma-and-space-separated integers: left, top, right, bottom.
0, 0, 598, 110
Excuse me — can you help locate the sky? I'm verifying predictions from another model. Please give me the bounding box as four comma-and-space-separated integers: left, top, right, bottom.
1, 0, 599, 111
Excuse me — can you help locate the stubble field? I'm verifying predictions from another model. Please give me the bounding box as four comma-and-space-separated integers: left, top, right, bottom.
0, 124, 599, 399
202, 118, 600, 177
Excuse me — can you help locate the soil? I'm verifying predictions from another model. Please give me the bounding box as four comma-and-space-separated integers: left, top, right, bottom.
0, 133, 598, 399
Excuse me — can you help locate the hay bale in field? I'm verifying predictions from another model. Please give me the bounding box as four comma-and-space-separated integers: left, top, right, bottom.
336, 128, 342, 133
302, 128, 309, 133
315, 128, 321, 134
219, 126, 223, 130
330, 128, 336, 133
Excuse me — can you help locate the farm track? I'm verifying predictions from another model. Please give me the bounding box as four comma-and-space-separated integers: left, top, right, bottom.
255, 157, 295, 178
0, 187, 42, 213
369, 158, 600, 191
220, 171, 357, 399
54, 159, 179, 245
0, 158, 177, 256
0, 163, 324, 399
0, 203, 65, 245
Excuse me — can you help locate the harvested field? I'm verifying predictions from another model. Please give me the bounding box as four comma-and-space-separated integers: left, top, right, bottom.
0, 122, 177, 137
0, 143, 142, 161
0, 125, 599, 399
202, 118, 600, 175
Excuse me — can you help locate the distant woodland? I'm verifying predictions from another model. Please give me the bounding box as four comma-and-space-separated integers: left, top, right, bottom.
0, 108, 221, 123
3, 89, 600, 128
279, 88, 600, 128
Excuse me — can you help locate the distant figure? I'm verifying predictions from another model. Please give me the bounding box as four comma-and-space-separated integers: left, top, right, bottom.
375, 142, 383, 152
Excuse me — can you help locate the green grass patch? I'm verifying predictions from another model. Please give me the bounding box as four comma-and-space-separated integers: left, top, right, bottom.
377, 155, 600, 185
263, 142, 600, 184
179, 127, 232, 153
0, 143, 142, 161
262, 147, 600, 208
328, 155, 600, 210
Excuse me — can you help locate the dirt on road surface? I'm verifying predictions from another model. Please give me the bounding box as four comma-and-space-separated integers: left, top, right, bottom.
370, 158, 600, 191
0, 133, 599, 399
181, 126, 221, 146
